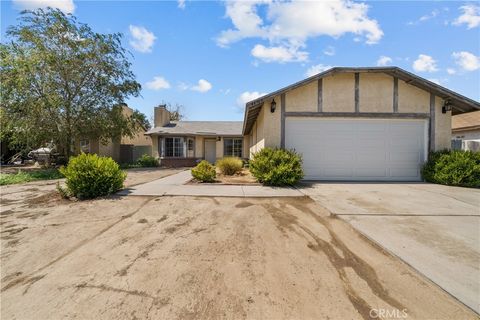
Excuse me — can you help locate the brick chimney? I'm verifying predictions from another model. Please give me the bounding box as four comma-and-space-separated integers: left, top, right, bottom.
154, 105, 170, 127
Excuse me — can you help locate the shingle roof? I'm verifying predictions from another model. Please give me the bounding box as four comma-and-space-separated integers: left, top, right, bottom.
145, 121, 243, 136
452, 110, 480, 132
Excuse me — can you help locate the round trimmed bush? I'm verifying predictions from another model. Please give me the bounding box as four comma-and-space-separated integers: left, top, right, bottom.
60, 153, 126, 199
421, 150, 480, 188
136, 154, 158, 167
216, 157, 243, 175
249, 147, 304, 186
191, 160, 216, 182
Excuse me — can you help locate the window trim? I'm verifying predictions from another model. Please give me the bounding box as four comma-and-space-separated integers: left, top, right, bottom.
223, 137, 243, 158
164, 137, 184, 158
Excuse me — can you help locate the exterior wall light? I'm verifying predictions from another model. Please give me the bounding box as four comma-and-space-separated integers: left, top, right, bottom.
442, 100, 453, 114
270, 99, 277, 113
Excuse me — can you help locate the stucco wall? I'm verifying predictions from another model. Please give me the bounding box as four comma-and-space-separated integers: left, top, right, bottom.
195, 136, 204, 158
398, 80, 430, 113
98, 137, 120, 162
323, 73, 355, 112
249, 104, 265, 156
434, 96, 451, 150
152, 136, 159, 158
285, 81, 317, 112
359, 73, 393, 112
248, 94, 282, 156
121, 130, 151, 146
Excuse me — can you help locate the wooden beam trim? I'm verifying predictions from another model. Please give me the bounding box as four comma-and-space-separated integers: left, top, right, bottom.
317, 78, 323, 112
284, 112, 430, 119
280, 93, 286, 148
354, 73, 360, 113
429, 93, 436, 151
393, 77, 398, 113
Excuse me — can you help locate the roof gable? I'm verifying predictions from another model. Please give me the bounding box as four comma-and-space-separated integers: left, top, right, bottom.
242, 67, 480, 135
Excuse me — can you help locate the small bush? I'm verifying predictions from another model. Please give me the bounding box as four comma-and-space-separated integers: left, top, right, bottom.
136, 154, 158, 167
56, 181, 72, 199
421, 150, 480, 188
191, 160, 216, 182
216, 157, 243, 175
60, 153, 126, 199
249, 148, 304, 186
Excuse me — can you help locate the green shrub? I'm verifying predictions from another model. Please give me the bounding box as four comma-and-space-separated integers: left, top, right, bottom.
421, 150, 480, 188
136, 154, 158, 167
191, 160, 216, 182
60, 153, 126, 199
216, 157, 243, 175
249, 148, 304, 186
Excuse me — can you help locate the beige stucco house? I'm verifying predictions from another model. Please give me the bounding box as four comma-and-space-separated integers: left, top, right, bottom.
145, 106, 248, 167
243, 67, 480, 181
76, 105, 151, 163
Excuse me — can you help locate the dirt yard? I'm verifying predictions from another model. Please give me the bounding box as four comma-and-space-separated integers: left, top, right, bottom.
0, 173, 476, 319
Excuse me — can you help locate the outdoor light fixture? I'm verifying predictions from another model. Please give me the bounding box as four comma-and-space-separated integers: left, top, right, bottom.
442, 100, 453, 114
270, 99, 277, 113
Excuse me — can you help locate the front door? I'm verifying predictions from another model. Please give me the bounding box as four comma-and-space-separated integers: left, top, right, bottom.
204, 139, 216, 164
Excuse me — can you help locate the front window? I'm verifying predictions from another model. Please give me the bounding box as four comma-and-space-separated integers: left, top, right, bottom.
165, 137, 184, 157
224, 138, 243, 157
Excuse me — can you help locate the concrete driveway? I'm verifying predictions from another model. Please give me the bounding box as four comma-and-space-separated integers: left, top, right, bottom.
298, 182, 480, 313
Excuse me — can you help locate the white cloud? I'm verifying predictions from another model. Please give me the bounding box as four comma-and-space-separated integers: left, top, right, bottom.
323, 46, 335, 56
413, 54, 438, 72
453, 4, 480, 29
191, 79, 212, 93
178, 0, 185, 9
305, 64, 333, 77
12, 0, 75, 13
452, 51, 480, 71
376, 55, 392, 66
145, 76, 170, 90
236, 91, 268, 109
251, 44, 308, 63
217, 0, 383, 63
427, 78, 441, 85
178, 79, 212, 93
407, 9, 439, 25
447, 68, 456, 75
129, 25, 156, 53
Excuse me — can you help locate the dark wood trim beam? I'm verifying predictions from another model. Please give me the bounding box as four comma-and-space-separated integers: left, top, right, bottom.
317, 78, 323, 112
280, 93, 286, 148
355, 73, 360, 113
429, 93, 436, 151
393, 77, 398, 113
284, 112, 430, 119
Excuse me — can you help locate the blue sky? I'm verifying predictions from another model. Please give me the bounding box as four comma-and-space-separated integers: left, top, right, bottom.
1, 1, 479, 122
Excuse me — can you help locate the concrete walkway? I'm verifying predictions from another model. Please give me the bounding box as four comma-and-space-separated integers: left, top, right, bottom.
118, 170, 304, 197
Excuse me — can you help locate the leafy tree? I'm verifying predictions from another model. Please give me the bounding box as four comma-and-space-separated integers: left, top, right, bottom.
132, 109, 151, 130
0, 8, 141, 157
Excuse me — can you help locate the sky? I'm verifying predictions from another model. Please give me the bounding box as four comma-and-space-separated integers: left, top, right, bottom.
1, 0, 479, 122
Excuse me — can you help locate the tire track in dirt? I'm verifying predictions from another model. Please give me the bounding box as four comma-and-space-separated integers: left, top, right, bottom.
1, 197, 156, 293
261, 198, 405, 320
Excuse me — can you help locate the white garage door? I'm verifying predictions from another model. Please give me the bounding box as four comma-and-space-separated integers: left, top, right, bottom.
285, 118, 427, 181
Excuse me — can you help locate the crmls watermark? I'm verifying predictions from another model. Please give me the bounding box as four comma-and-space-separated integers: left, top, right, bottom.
369, 308, 408, 319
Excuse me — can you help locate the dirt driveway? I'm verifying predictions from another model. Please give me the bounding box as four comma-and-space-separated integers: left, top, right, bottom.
299, 182, 480, 314
1, 176, 476, 319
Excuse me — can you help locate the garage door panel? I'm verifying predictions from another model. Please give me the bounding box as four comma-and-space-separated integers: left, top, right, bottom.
286, 118, 426, 181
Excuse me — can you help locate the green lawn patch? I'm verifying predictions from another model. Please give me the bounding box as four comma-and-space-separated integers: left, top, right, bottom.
0, 169, 64, 186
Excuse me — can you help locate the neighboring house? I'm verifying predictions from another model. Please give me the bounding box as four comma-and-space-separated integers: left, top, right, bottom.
145, 106, 247, 167
242, 67, 480, 181
451, 110, 480, 151
76, 105, 152, 163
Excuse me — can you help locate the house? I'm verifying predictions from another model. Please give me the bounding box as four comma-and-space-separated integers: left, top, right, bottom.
77, 105, 152, 163
145, 106, 247, 167
242, 67, 480, 181
451, 110, 480, 151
